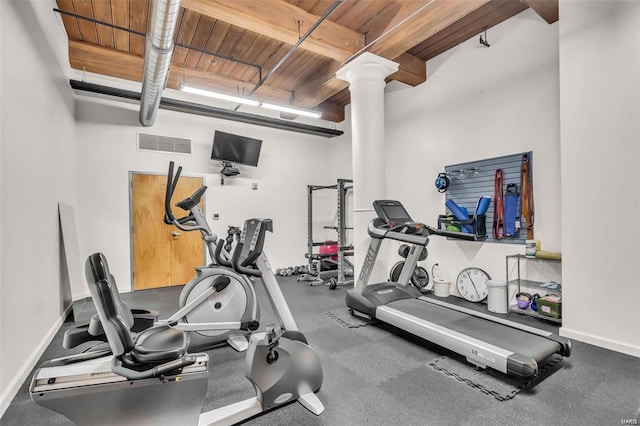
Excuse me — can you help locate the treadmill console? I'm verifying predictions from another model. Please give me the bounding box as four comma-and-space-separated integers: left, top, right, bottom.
373, 200, 413, 228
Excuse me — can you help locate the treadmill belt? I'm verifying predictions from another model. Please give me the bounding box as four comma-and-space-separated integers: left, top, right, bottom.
385, 299, 560, 362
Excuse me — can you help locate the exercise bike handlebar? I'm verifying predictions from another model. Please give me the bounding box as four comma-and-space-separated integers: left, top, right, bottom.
214, 239, 233, 268
111, 354, 198, 380
231, 242, 262, 278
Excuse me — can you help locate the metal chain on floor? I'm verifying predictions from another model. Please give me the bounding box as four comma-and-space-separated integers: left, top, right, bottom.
429, 355, 564, 402
325, 310, 376, 328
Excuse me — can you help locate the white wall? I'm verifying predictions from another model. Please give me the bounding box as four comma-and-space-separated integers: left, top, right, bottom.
558, 0, 640, 356
380, 9, 560, 294
75, 97, 349, 294
0, 0, 77, 414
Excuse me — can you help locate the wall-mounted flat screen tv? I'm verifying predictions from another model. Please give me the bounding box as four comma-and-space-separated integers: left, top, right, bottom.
211, 130, 262, 167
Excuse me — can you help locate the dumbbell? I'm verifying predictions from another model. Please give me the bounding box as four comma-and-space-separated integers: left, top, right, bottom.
398, 244, 428, 261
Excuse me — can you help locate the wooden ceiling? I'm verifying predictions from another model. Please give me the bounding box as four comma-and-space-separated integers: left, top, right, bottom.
55, 0, 558, 122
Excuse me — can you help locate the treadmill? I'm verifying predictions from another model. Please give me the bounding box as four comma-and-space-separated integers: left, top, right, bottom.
346, 200, 571, 378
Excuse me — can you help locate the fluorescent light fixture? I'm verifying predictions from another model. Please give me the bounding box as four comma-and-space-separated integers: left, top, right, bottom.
180, 84, 260, 107
180, 84, 322, 119
260, 102, 322, 118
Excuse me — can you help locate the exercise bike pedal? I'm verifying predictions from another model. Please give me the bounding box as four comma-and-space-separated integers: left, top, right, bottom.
227, 335, 249, 352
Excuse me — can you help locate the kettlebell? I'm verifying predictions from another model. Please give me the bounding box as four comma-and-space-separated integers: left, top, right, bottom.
531, 293, 541, 312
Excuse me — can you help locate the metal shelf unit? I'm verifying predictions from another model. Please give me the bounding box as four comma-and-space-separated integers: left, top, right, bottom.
506, 254, 562, 324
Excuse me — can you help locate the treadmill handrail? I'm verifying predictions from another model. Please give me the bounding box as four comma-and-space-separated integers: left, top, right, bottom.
367, 220, 477, 245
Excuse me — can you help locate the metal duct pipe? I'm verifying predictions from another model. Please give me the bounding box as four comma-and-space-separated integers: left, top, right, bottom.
139, 0, 181, 127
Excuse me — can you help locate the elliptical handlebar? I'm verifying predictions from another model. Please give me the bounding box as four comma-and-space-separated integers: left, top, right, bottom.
163, 161, 181, 226
164, 161, 212, 235
231, 242, 262, 278
214, 239, 233, 268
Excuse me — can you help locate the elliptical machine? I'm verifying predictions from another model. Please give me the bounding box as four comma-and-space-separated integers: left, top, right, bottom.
62, 162, 260, 352
30, 218, 324, 425
160, 161, 260, 351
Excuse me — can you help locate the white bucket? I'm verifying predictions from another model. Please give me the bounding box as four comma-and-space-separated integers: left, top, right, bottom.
486, 279, 508, 314
433, 279, 450, 297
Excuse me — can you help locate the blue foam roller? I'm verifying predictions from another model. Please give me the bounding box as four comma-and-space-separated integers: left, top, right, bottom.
475, 196, 491, 216
445, 199, 473, 233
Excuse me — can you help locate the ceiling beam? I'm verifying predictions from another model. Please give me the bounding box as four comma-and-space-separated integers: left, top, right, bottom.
522, 0, 558, 24
69, 40, 290, 103
69, 40, 343, 121
295, 0, 491, 109
180, 0, 426, 88
389, 53, 427, 87
180, 0, 363, 62
367, 0, 491, 60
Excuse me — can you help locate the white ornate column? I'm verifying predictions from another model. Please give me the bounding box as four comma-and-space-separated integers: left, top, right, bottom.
336, 53, 398, 283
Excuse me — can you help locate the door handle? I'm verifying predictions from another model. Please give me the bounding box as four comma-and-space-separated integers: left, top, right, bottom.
171, 231, 181, 237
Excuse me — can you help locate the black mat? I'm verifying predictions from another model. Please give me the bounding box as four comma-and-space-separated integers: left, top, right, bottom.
325, 309, 376, 328
429, 354, 564, 401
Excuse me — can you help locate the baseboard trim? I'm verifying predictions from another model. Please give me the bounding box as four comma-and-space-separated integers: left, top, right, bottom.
0, 304, 71, 418
560, 327, 640, 358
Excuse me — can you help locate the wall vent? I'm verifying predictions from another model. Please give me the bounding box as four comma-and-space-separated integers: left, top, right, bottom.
138, 133, 192, 155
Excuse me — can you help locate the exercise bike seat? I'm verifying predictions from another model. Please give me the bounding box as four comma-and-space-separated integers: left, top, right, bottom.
86, 253, 190, 367
128, 324, 189, 364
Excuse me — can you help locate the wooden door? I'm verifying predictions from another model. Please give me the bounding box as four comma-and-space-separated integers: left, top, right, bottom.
131, 173, 205, 290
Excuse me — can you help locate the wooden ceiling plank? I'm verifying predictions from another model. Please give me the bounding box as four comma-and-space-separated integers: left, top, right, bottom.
361, 1, 425, 46
92, 0, 114, 48
194, 22, 222, 72
350, 1, 394, 34
222, 32, 261, 80
313, 0, 352, 21
208, 25, 245, 75
369, 0, 492, 60
409, 1, 525, 59
183, 15, 216, 70
333, 0, 377, 31
172, 9, 201, 65
293, 0, 323, 13
238, 37, 284, 83
69, 39, 143, 81
180, 0, 364, 61
408, 1, 499, 56
68, 40, 293, 105
235, 36, 276, 83
56, 0, 82, 40
293, 60, 347, 108
129, 0, 149, 56
201, 20, 232, 72
72, 0, 99, 44
523, 0, 558, 24
273, 51, 327, 91
111, 0, 130, 52
218, 30, 257, 77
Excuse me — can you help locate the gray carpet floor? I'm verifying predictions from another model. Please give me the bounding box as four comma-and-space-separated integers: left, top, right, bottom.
3, 275, 640, 425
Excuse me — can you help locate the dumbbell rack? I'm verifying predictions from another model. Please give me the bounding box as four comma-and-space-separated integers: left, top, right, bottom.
298, 179, 354, 289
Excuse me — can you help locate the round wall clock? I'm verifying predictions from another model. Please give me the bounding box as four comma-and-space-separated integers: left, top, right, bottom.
456, 267, 490, 302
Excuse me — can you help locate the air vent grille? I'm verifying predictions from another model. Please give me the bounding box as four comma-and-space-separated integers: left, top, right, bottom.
138, 133, 192, 154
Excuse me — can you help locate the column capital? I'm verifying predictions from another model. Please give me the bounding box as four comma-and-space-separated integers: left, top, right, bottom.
336, 52, 399, 84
